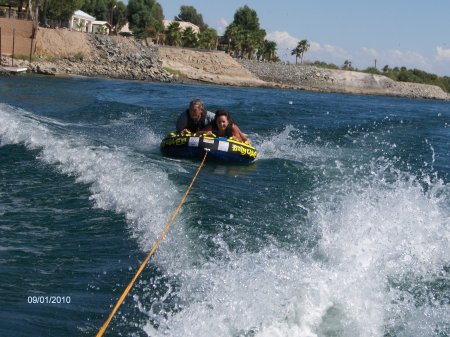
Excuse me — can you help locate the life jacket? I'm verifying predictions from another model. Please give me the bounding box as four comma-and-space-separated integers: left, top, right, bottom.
185, 109, 209, 133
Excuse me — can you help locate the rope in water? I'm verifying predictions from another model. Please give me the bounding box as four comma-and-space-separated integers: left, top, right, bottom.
96, 150, 209, 337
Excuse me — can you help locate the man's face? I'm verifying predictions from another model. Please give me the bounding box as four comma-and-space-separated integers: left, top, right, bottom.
189, 105, 202, 121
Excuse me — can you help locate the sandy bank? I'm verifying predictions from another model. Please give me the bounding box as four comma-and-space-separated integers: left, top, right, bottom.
157, 46, 265, 86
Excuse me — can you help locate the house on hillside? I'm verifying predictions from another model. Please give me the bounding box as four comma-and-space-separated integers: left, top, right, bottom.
92, 21, 111, 34
163, 20, 200, 34
69, 10, 95, 32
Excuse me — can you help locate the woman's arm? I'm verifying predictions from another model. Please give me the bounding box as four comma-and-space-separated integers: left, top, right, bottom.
231, 124, 248, 143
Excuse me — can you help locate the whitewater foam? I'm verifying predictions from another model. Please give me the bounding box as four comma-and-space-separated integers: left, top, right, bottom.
0, 104, 179, 250
136, 129, 449, 337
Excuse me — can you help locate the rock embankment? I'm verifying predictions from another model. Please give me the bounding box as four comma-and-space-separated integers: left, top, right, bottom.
237, 59, 449, 100
25, 29, 175, 82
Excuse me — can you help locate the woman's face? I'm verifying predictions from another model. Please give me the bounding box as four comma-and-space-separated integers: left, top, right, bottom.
216, 115, 229, 131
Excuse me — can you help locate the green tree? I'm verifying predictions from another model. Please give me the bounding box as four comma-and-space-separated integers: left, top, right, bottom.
224, 24, 244, 55
165, 21, 181, 46
39, 0, 49, 26
181, 26, 198, 48
82, 0, 108, 21
112, 1, 127, 33
313, 61, 339, 69
364, 66, 381, 75
225, 5, 266, 59
342, 59, 353, 70
96, 25, 108, 34
291, 39, 310, 64
127, 0, 164, 40
46, 0, 84, 22
257, 39, 277, 61
198, 27, 218, 50
175, 5, 207, 31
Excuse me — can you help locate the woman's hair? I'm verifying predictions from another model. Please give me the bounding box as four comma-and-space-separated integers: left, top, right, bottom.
214, 109, 233, 124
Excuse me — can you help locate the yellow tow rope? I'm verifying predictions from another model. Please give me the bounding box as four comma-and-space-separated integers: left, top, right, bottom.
96, 150, 209, 337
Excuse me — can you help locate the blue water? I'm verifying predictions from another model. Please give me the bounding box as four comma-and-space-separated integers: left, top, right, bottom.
1, 75, 449, 337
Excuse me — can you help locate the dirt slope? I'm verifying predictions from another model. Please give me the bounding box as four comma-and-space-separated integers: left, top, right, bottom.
35, 28, 93, 57
157, 46, 266, 86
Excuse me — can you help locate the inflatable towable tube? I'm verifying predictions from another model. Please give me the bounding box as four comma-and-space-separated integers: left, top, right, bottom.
160, 132, 257, 164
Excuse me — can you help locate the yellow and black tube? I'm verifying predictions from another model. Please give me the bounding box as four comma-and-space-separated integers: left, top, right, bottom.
160, 132, 257, 164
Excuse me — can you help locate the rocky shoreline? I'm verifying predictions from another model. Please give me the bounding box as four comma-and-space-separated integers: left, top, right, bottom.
3, 31, 449, 100
237, 59, 450, 100
3, 33, 176, 83
37, 34, 176, 83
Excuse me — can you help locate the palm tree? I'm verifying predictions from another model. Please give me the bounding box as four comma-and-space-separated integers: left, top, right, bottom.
165, 21, 182, 46
198, 27, 218, 50
260, 40, 277, 61
291, 39, 310, 64
181, 27, 198, 48
245, 30, 265, 59
225, 24, 244, 57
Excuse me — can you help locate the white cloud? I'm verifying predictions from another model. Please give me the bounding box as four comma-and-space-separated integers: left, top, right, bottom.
215, 18, 228, 35
266, 31, 351, 63
266, 31, 298, 49
262, 34, 447, 74
362, 47, 378, 58
385, 49, 432, 70
436, 46, 450, 62
309, 41, 321, 52
358, 47, 433, 71
320, 44, 350, 59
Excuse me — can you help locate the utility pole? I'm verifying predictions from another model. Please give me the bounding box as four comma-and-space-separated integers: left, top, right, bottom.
12, 28, 15, 66
374, 59, 377, 69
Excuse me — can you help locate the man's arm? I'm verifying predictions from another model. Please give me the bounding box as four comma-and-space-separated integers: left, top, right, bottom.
176, 112, 188, 132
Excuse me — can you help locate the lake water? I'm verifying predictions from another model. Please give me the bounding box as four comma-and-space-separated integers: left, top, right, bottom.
1, 75, 449, 337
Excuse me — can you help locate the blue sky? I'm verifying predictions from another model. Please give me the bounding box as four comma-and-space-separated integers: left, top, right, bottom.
124, 1, 450, 75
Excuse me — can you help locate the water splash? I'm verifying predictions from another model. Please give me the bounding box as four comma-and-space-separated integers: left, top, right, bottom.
0, 104, 179, 250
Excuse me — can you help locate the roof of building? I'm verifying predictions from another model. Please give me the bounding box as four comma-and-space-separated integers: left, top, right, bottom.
73, 10, 96, 21
163, 20, 200, 34
92, 21, 111, 27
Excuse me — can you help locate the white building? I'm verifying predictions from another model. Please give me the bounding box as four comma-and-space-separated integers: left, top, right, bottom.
163, 20, 200, 34
69, 10, 95, 32
92, 21, 111, 34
